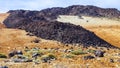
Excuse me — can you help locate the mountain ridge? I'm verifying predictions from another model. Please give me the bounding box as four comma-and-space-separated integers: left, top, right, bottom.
8, 5, 120, 19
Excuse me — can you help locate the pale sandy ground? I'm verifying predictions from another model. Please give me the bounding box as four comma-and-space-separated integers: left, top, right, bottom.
57, 15, 120, 27
57, 15, 120, 48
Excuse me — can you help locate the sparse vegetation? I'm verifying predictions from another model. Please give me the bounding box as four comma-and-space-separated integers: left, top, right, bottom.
40, 53, 56, 63
46, 53, 56, 59
71, 49, 87, 55
0, 53, 7, 58
0, 20, 119, 68
86, 49, 95, 53
0, 5, 120, 68
63, 54, 75, 58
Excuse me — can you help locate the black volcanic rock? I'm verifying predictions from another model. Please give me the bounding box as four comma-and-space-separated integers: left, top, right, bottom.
5, 5, 120, 22
4, 5, 120, 28
15, 20, 114, 48
94, 50, 105, 57
3, 5, 120, 48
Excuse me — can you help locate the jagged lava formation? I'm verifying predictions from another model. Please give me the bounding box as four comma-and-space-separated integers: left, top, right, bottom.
3, 5, 120, 48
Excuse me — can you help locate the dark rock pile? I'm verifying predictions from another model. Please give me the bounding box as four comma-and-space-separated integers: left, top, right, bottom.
3, 5, 120, 48
20, 21, 114, 47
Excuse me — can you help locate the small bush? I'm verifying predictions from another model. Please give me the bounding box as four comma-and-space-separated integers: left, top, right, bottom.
64, 54, 75, 58
71, 49, 87, 55
33, 59, 40, 64
47, 49, 56, 53
41, 53, 56, 60
29, 49, 45, 55
24, 49, 30, 52
40, 53, 56, 63
17, 55, 28, 59
0, 53, 7, 58
86, 49, 95, 53
47, 53, 56, 59
24, 53, 31, 58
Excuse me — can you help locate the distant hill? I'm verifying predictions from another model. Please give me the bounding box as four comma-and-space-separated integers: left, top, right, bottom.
3, 5, 120, 48
4, 5, 120, 28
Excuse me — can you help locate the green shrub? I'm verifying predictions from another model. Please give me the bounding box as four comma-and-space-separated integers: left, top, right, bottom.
71, 49, 87, 55
86, 49, 95, 53
41, 53, 56, 60
0, 53, 7, 58
47, 49, 56, 53
64, 54, 75, 58
24, 53, 31, 58
24, 49, 30, 52
47, 53, 56, 59
33, 59, 40, 63
29, 49, 45, 55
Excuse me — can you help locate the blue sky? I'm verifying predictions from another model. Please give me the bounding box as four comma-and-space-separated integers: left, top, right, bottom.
0, 0, 120, 13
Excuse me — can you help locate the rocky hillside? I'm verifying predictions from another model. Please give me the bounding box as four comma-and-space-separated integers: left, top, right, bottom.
4, 5, 120, 28
3, 5, 120, 48
0, 29, 120, 68
20, 20, 115, 47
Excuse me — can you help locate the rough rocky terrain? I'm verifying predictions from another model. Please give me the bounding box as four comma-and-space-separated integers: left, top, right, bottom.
0, 29, 120, 68
3, 5, 120, 48
0, 5, 120, 68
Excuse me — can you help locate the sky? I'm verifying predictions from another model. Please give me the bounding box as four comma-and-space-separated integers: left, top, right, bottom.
0, 0, 120, 13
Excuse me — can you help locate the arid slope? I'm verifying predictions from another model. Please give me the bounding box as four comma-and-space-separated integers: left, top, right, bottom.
0, 28, 65, 54
0, 13, 9, 24
0, 13, 9, 28
0, 28, 36, 54
0, 28, 120, 68
88, 27, 120, 48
